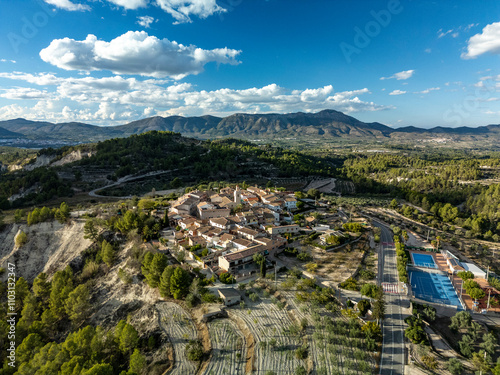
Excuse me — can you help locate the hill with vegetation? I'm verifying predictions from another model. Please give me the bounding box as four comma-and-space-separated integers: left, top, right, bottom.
4, 110, 500, 148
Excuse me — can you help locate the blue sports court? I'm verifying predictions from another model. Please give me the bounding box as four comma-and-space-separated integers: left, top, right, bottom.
411, 253, 437, 269
409, 269, 462, 309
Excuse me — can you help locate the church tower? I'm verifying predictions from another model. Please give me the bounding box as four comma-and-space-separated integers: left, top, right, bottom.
234, 185, 241, 203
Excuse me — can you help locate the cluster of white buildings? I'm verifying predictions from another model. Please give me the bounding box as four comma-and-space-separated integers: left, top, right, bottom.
168, 186, 300, 278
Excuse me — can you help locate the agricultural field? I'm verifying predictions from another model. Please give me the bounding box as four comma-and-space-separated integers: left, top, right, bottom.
203, 319, 246, 375
157, 302, 199, 375
228, 289, 304, 374
155, 277, 378, 374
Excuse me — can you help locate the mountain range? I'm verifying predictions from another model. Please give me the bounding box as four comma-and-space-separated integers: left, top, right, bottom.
1, 109, 500, 145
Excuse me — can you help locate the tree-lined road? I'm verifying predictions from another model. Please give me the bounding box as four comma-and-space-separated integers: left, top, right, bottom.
373, 220, 407, 375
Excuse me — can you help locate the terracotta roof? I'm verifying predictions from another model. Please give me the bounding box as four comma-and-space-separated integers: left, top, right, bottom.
232, 238, 253, 248
223, 245, 265, 262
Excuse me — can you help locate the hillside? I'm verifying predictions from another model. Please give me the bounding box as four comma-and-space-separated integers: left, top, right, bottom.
0, 131, 339, 207
8, 109, 500, 147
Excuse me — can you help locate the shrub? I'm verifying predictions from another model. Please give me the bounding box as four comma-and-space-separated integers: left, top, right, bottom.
297, 252, 312, 262
15, 231, 28, 248
185, 340, 204, 362
219, 272, 235, 284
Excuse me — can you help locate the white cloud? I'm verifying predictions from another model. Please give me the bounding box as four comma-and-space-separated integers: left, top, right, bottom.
415, 87, 440, 94
462, 22, 500, 59
137, 15, 155, 28
424, 48, 432, 54
155, 0, 226, 24
39, 31, 241, 79
106, 0, 148, 9
389, 90, 406, 96
0, 87, 50, 100
437, 29, 456, 38
380, 70, 415, 81
44, 0, 90, 11
0, 72, 390, 123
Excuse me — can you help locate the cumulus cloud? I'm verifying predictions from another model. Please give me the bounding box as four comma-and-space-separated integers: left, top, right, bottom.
137, 15, 155, 28
155, 0, 226, 24
380, 70, 415, 80
44, 0, 90, 11
0, 87, 50, 100
462, 22, 500, 59
107, 0, 148, 9
39, 31, 241, 78
0, 72, 390, 123
389, 90, 406, 96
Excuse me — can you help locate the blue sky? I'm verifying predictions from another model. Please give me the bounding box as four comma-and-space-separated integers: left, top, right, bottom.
1, 0, 500, 127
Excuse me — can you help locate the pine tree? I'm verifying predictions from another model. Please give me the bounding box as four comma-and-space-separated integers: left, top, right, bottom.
170, 267, 190, 299
15, 277, 30, 313
146, 253, 168, 288
129, 348, 146, 374
159, 266, 175, 298
33, 272, 51, 303
65, 284, 91, 326
49, 268, 74, 319
101, 240, 115, 267
119, 323, 139, 354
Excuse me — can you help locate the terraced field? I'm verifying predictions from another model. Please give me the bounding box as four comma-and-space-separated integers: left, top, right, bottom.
228, 290, 305, 374
284, 290, 376, 374
203, 319, 246, 375
157, 302, 198, 375
156, 277, 377, 375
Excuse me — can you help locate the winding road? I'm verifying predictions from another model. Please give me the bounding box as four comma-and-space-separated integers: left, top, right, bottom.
373, 220, 407, 375
88, 168, 184, 198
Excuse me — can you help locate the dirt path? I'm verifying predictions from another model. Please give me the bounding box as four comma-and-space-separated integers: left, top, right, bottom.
227, 311, 255, 375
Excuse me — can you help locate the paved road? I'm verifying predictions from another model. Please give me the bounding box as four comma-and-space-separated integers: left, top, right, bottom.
88, 168, 183, 198
373, 220, 406, 375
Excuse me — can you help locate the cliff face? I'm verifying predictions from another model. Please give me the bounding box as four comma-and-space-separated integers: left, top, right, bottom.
0, 220, 92, 282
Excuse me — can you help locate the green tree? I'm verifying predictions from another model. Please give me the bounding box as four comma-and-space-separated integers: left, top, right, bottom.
14, 209, 24, 223
361, 321, 382, 340
449, 311, 471, 331
16, 333, 44, 364
457, 271, 474, 281
65, 284, 91, 326
55, 202, 71, 223
15, 277, 30, 313
119, 322, 139, 354
159, 265, 175, 298
145, 253, 168, 288
33, 272, 51, 302
253, 253, 266, 278
15, 230, 28, 247
446, 358, 463, 375
472, 351, 491, 374
170, 267, 190, 299
458, 334, 474, 357
480, 332, 497, 356
372, 298, 385, 323
360, 284, 381, 299
82, 363, 113, 375
101, 240, 115, 267
49, 267, 74, 319
357, 299, 371, 316
389, 199, 398, 209
129, 348, 146, 375
468, 287, 485, 302
84, 219, 100, 241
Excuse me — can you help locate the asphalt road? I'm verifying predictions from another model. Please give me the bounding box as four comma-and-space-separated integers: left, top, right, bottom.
373, 220, 406, 375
